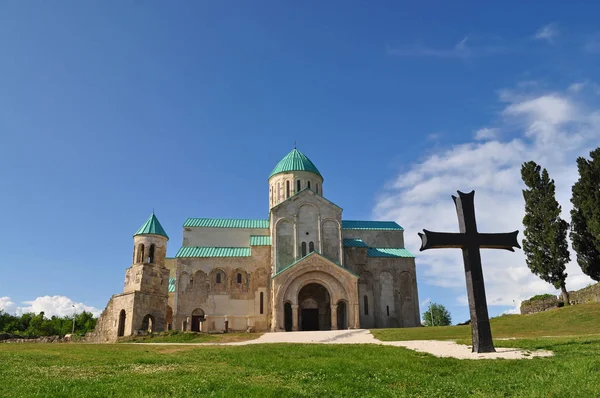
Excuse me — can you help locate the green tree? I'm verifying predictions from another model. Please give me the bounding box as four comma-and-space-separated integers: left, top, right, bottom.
521, 161, 571, 303
422, 302, 451, 326
570, 147, 600, 281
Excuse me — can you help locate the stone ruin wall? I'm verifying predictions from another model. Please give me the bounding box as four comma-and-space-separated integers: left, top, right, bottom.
520, 282, 600, 315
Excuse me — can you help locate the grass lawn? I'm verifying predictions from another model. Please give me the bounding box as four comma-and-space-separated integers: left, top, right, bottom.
1, 304, 600, 397
373, 302, 600, 341
1, 337, 600, 397
120, 330, 263, 344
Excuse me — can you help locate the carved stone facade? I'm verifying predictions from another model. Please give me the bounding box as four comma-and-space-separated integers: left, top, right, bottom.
93, 148, 420, 341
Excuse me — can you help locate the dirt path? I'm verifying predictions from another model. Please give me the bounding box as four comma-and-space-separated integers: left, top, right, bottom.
133, 329, 553, 360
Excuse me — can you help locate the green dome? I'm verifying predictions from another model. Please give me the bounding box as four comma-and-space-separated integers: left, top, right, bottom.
134, 213, 169, 239
269, 149, 322, 179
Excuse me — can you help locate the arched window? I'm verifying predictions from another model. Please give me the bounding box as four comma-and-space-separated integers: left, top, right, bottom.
364, 295, 369, 316
137, 244, 145, 263
296, 180, 301, 192
277, 182, 281, 201
316, 183, 319, 194
301, 242, 307, 257
307, 181, 311, 190
286, 181, 290, 198
386, 305, 390, 316
309, 241, 315, 253
237, 273, 242, 284
260, 292, 264, 314
148, 244, 155, 263
270, 186, 273, 205
216, 272, 222, 284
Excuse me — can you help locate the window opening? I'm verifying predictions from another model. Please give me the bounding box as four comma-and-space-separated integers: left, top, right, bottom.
237, 273, 242, 284
260, 292, 264, 314
301, 242, 307, 257
309, 241, 315, 253
364, 296, 369, 316
216, 272, 222, 284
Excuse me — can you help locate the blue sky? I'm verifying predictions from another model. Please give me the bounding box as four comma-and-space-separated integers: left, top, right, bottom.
1, 2, 600, 323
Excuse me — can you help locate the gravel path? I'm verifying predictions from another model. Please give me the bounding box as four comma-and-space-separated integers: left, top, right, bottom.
139, 329, 553, 360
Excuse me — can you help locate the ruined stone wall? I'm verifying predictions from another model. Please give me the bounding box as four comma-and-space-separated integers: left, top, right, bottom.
568, 283, 600, 304
175, 246, 271, 332
344, 248, 420, 329
520, 295, 560, 315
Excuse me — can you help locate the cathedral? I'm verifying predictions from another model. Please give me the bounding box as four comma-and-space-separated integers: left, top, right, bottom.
93, 148, 420, 341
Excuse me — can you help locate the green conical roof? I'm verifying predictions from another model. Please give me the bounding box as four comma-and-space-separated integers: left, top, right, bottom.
134, 213, 169, 239
269, 149, 322, 179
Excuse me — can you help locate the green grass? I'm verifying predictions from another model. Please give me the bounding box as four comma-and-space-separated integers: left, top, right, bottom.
2, 304, 600, 397
373, 302, 600, 341
120, 330, 262, 344
1, 337, 600, 397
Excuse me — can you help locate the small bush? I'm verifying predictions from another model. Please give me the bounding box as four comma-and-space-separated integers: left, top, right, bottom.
528, 294, 556, 302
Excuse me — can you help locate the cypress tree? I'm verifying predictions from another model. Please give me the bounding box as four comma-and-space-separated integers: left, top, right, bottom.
521, 161, 571, 303
570, 147, 600, 281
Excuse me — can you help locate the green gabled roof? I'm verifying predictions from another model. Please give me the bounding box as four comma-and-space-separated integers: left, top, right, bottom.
367, 248, 415, 258
269, 149, 322, 179
184, 218, 269, 229
342, 220, 404, 231
134, 213, 169, 238
343, 238, 369, 248
250, 235, 272, 246
168, 278, 176, 293
176, 246, 251, 258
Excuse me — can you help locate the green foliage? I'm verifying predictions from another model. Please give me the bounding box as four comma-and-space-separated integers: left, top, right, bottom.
527, 293, 555, 302
570, 147, 600, 281
0, 310, 97, 337
422, 302, 451, 326
521, 161, 570, 299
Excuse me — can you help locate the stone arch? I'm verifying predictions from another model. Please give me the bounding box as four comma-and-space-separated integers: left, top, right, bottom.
136, 244, 145, 263
232, 268, 249, 293
298, 283, 331, 331
166, 306, 173, 330
117, 309, 126, 337
178, 272, 190, 293
321, 218, 341, 263
336, 299, 348, 330
141, 314, 154, 332
276, 218, 294, 271
211, 268, 227, 293
191, 308, 205, 332
148, 244, 156, 263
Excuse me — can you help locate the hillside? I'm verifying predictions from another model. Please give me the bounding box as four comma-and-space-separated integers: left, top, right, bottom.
373, 302, 600, 341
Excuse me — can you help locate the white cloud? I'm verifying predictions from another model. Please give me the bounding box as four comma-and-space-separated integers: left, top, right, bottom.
474, 127, 498, 141
386, 36, 511, 59
568, 82, 586, 93
534, 23, 559, 43
583, 33, 600, 54
374, 83, 600, 310
0, 296, 101, 317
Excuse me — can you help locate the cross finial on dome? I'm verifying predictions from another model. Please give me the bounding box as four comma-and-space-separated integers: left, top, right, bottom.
294, 140, 296, 149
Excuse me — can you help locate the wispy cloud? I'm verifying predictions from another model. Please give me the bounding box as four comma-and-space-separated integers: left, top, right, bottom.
474, 128, 499, 141
374, 81, 599, 314
386, 36, 512, 59
534, 23, 559, 43
583, 33, 600, 54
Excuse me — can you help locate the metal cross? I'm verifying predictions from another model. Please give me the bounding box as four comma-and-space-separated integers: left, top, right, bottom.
418, 190, 520, 353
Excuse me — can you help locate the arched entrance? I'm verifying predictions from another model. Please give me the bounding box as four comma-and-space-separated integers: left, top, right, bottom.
191, 308, 205, 332
142, 314, 154, 332
298, 283, 331, 331
284, 302, 293, 331
117, 309, 126, 337
166, 306, 173, 331
337, 301, 347, 330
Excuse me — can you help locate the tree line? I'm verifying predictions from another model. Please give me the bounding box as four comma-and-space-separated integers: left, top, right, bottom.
0, 310, 97, 337
521, 147, 600, 303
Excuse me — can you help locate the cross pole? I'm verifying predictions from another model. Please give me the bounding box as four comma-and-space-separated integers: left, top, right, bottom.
418, 190, 520, 353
